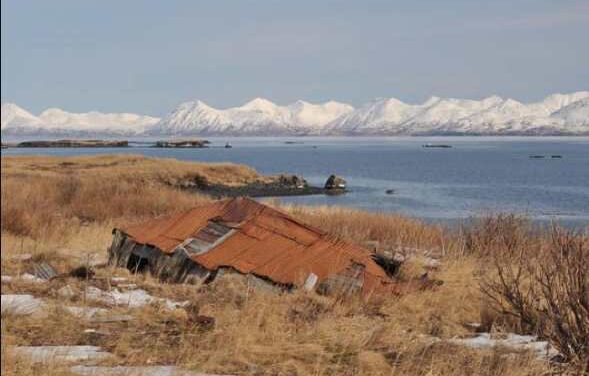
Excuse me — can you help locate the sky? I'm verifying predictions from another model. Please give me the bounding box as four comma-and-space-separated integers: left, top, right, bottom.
1, 0, 588, 116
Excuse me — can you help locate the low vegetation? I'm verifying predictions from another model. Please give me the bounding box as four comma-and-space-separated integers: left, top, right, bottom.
1, 155, 587, 375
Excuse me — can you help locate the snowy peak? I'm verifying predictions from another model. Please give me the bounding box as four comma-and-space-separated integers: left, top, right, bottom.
239, 98, 280, 113
155, 98, 355, 135
287, 100, 354, 129
1, 102, 41, 129
1, 103, 159, 136
326, 92, 589, 135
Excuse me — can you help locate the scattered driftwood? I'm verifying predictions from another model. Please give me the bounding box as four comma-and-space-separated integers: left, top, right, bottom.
16, 140, 128, 148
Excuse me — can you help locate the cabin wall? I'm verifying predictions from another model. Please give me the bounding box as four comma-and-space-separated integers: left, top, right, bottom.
108, 230, 379, 296
108, 230, 211, 285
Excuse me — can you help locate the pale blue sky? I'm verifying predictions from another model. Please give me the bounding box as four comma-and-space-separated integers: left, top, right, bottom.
1, 0, 588, 116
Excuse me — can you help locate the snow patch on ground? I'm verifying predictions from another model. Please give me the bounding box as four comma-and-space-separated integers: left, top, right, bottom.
70, 365, 232, 376
11, 346, 112, 364
450, 333, 558, 359
85, 286, 189, 310
1, 294, 47, 316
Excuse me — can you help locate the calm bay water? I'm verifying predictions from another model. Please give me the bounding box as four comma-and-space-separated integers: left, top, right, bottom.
3, 137, 588, 227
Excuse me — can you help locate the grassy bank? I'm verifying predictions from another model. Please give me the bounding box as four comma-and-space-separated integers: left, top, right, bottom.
1, 155, 587, 375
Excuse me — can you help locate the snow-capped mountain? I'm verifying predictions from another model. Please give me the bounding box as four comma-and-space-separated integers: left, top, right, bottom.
325, 91, 589, 135
151, 98, 354, 136
1, 103, 159, 136
2, 92, 588, 137
1, 103, 42, 132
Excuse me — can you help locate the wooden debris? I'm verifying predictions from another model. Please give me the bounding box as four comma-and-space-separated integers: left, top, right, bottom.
30, 261, 59, 281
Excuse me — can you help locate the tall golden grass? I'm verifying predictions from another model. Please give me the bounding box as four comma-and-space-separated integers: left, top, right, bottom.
1, 155, 587, 375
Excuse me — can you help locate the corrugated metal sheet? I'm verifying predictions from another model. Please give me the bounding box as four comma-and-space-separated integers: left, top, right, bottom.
118, 197, 398, 295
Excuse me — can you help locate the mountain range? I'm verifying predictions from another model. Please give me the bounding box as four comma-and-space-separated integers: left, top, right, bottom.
2, 91, 588, 136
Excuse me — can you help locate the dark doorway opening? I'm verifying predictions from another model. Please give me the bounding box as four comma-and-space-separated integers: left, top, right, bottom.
127, 253, 149, 274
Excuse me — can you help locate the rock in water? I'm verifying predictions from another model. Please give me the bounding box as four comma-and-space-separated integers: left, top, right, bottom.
324, 175, 346, 190
278, 174, 308, 189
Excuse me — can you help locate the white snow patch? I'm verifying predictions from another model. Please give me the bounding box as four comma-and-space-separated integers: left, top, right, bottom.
85, 286, 189, 310
11, 346, 112, 364
1, 294, 46, 316
71, 365, 232, 376
450, 333, 558, 359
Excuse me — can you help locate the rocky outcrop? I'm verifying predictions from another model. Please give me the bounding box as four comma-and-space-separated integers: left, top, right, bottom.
324, 175, 346, 190
278, 174, 308, 189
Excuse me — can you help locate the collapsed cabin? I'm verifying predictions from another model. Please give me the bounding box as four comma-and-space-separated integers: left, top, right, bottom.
109, 197, 399, 296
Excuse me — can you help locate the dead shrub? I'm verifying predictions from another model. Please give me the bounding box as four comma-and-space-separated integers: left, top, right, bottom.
481, 225, 589, 372
460, 214, 533, 258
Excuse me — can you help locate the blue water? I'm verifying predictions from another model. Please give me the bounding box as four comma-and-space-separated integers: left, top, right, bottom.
2, 137, 588, 227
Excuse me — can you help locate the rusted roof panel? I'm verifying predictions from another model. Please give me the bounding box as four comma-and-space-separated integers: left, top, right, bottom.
117, 197, 397, 295
252, 211, 322, 246
218, 197, 265, 224
121, 201, 227, 252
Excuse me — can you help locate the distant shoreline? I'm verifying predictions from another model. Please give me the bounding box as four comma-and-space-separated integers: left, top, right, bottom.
2, 134, 589, 144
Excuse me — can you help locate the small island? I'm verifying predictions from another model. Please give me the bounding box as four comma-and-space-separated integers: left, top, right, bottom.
153, 139, 210, 148
422, 143, 452, 148
15, 139, 129, 148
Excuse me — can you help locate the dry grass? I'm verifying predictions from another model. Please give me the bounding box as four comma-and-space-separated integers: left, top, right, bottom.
1, 154, 265, 186
1, 155, 586, 375
280, 203, 451, 256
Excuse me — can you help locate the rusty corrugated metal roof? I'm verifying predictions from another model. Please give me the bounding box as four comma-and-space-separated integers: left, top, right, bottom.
118, 197, 398, 295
